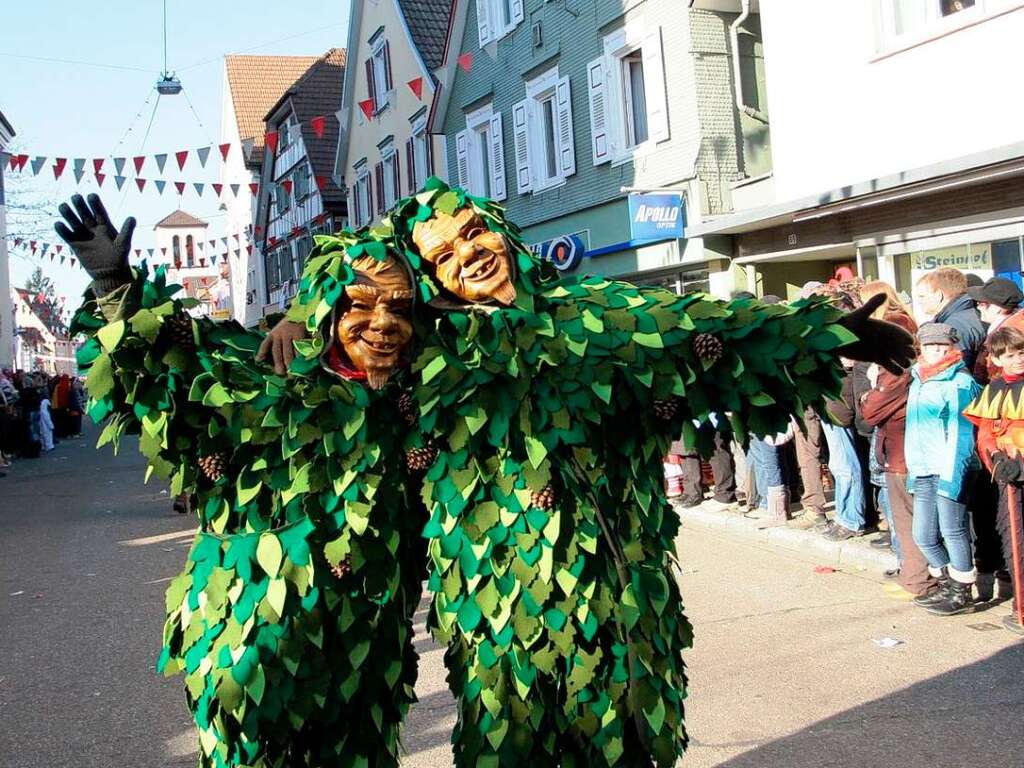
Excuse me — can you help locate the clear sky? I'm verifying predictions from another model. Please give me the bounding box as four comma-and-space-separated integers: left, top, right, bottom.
2, 0, 350, 308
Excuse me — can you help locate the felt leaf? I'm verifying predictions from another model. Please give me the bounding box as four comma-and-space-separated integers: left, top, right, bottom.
633, 331, 664, 349
87, 353, 114, 399
421, 355, 446, 384
265, 577, 286, 618
202, 382, 232, 407
97, 320, 125, 352
256, 533, 283, 577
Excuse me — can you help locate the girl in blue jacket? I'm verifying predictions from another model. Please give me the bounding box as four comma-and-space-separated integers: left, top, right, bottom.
905, 322, 981, 616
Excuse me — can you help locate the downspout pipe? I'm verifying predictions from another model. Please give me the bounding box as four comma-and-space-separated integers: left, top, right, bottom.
731, 0, 770, 124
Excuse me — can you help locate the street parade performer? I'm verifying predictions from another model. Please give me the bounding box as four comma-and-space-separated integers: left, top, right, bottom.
260, 177, 915, 767
56, 194, 427, 768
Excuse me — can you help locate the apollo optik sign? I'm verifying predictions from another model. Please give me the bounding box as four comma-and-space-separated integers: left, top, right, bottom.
628, 193, 686, 242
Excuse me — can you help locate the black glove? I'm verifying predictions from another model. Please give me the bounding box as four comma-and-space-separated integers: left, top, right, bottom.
991, 451, 1024, 484
54, 194, 136, 297
836, 294, 916, 375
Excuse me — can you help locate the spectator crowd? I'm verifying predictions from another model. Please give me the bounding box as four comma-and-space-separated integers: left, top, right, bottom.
0, 369, 86, 477
667, 267, 1024, 637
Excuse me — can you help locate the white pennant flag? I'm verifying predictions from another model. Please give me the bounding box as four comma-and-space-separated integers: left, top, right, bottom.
73, 168, 85, 184
154, 153, 168, 174
115, 175, 126, 190
113, 157, 126, 175
31, 156, 47, 175
147, 248, 154, 258
155, 180, 167, 195
229, 184, 240, 197
193, 182, 205, 196
73, 158, 86, 173
196, 146, 211, 167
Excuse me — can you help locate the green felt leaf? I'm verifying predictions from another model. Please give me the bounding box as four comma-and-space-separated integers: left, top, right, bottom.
421, 355, 446, 385
256, 534, 283, 578
97, 320, 125, 352
633, 331, 664, 349
202, 382, 232, 407
87, 353, 114, 399
525, 435, 547, 470
265, 577, 286, 618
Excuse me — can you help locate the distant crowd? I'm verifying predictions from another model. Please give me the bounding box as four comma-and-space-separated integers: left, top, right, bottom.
667, 268, 1024, 636
0, 370, 86, 475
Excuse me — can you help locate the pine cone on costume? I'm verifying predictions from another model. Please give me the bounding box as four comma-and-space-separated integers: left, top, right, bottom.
397, 392, 417, 426
693, 333, 723, 364
530, 484, 556, 510
197, 453, 227, 482
166, 315, 195, 350
653, 398, 680, 421
330, 557, 352, 579
406, 443, 438, 472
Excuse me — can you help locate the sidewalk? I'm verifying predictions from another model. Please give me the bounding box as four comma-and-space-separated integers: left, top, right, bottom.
677, 499, 899, 574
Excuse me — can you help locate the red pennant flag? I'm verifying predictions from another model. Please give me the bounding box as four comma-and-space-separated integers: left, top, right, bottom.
174, 260, 182, 269
161, 247, 167, 256
134, 249, 141, 258
19, 154, 29, 171
175, 150, 189, 171
254, 225, 264, 236
233, 233, 240, 241
264, 131, 279, 154
53, 158, 67, 179
310, 115, 326, 138
407, 77, 424, 100
93, 158, 104, 174
246, 245, 253, 256
56, 245, 63, 254
8, 155, 16, 171
14, 238, 22, 247
212, 183, 223, 196
96, 172, 105, 187
209, 239, 216, 248
290, 226, 302, 238
219, 142, 231, 161
30, 241, 37, 250
269, 236, 279, 247
199, 258, 206, 267
133, 156, 145, 174
174, 181, 186, 195
458, 52, 473, 73
71, 258, 77, 267
315, 175, 328, 191
249, 183, 259, 195
136, 178, 146, 191
281, 179, 293, 196
358, 99, 375, 121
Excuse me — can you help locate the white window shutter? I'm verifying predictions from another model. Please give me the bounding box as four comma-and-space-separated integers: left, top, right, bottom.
512, 99, 533, 194
476, 0, 492, 46
555, 77, 576, 179
488, 112, 507, 201
456, 130, 470, 189
643, 27, 670, 143
587, 57, 611, 165
512, 0, 524, 24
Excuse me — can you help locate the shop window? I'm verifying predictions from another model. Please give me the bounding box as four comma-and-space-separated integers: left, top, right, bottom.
992, 238, 1024, 287
894, 253, 913, 295
860, 247, 880, 281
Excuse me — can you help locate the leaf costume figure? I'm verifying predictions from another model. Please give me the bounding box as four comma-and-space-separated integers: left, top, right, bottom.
56, 195, 427, 768
275, 178, 913, 767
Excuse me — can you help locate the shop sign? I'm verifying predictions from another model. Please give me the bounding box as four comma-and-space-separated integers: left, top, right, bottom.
628, 193, 685, 241
911, 245, 991, 271
530, 233, 587, 272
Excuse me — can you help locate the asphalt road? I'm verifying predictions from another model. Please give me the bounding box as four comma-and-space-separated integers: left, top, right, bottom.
1, 421, 1021, 768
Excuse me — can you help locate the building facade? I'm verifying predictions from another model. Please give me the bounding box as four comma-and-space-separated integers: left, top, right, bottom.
0, 109, 15, 368
255, 49, 347, 317
336, 0, 455, 229
686, 0, 1024, 311
151, 210, 230, 318
11, 288, 76, 375
436, 0, 771, 295
222, 54, 322, 327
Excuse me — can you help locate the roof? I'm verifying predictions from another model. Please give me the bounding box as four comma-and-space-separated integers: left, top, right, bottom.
153, 210, 209, 229
265, 48, 347, 210
397, 0, 455, 70
0, 108, 14, 139
225, 54, 320, 165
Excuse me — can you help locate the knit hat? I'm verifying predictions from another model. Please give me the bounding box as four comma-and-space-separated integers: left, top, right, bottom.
917, 322, 959, 346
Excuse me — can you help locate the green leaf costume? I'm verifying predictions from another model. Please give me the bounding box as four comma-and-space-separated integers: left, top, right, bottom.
71, 258, 425, 768
283, 178, 852, 766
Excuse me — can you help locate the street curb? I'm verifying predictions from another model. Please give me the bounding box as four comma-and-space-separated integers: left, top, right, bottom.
678, 505, 898, 574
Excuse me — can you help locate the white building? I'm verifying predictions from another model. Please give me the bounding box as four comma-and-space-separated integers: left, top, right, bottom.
0, 109, 15, 368
222, 54, 322, 328
687, 0, 1024, 308
11, 288, 75, 375
152, 210, 229, 319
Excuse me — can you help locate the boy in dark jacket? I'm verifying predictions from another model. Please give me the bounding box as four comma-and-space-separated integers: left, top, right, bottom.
963, 325, 1024, 637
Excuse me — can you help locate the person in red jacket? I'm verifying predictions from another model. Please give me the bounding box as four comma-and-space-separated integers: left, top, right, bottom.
861, 364, 937, 597
963, 325, 1024, 637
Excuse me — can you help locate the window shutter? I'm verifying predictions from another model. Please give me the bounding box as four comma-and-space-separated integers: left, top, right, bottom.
642, 27, 670, 143
475, 0, 492, 46
587, 57, 611, 165
455, 130, 470, 189
348, 188, 357, 228
364, 176, 372, 225
512, 0, 524, 24
512, 99, 533, 194
406, 138, 416, 194
375, 162, 385, 215
383, 41, 394, 91
365, 58, 377, 113
555, 77, 576, 179
427, 134, 436, 176
392, 151, 401, 202
488, 112, 507, 201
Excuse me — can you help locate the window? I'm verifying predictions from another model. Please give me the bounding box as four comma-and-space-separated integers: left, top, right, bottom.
350, 164, 373, 228
172, 235, 181, 266
875, 0, 1009, 50
293, 163, 310, 200
185, 235, 195, 268
589, 25, 670, 166
511, 68, 576, 194
381, 144, 398, 210
407, 116, 430, 194
455, 105, 507, 200
365, 38, 393, 114
274, 180, 290, 216
277, 117, 296, 152
476, 0, 524, 46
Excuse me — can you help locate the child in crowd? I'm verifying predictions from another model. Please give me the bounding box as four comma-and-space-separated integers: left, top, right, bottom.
964, 325, 1024, 636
